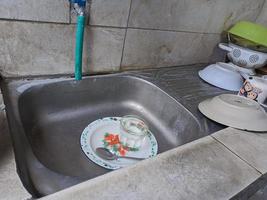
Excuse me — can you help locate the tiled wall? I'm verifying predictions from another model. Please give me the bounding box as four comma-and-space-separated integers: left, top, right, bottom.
0, 0, 266, 77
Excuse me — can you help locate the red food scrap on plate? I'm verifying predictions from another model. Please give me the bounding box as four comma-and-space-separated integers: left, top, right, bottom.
103, 133, 128, 156
104, 133, 120, 145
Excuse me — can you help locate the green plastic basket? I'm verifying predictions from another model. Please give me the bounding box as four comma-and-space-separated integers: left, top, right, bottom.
228, 21, 267, 47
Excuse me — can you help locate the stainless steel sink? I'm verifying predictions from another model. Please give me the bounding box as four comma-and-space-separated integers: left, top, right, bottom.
1, 71, 206, 197
19, 75, 201, 176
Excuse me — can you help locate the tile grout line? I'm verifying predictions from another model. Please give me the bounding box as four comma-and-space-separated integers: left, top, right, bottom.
89, 24, 220, 35
126, 26, 220, 35
0, 18, 69, 25
69, 2, 71, 24
0, 18, 221, 35
119, 0, 133, 70
211, 135, 263, 175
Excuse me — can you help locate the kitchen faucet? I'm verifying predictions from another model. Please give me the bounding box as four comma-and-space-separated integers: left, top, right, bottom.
69, 0, 87, 80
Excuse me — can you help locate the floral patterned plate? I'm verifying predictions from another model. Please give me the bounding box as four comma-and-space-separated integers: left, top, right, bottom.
80, 117, 158, 170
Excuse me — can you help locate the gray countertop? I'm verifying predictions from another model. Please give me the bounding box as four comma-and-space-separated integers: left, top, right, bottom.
0, 109, 30, 200
41, 128, 267, 200
1, 64, 267, 199
39, 65, 267, 200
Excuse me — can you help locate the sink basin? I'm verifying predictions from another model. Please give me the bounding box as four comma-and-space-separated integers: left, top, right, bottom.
2, 74, 202, 197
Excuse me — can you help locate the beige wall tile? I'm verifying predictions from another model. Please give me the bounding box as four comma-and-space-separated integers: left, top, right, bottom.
1, 0, 264, 77
0, 0, 70, 23
90, 0, 131, 27
0, 21, 125, 77
71, 0, 131, 26
256, 1, 267, 26
128, 0, 265, 33
121, 29, 220, 70
0, 111, 30, 199
85, 27, 126, 72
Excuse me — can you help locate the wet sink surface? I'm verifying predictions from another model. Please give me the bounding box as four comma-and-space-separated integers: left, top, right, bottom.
2, 65, 227, 197
19, 75, 200, 178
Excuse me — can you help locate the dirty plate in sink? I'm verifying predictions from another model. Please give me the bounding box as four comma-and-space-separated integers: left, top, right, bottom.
80, 117, 158, 170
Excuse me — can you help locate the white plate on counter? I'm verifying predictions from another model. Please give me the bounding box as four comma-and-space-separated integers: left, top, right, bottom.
198, 94, 267, 132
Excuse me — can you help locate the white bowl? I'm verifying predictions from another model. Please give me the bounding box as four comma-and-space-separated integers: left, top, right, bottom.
219, 43, 267, 69
199, 94, 267, 132
198, 62, 244, 91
